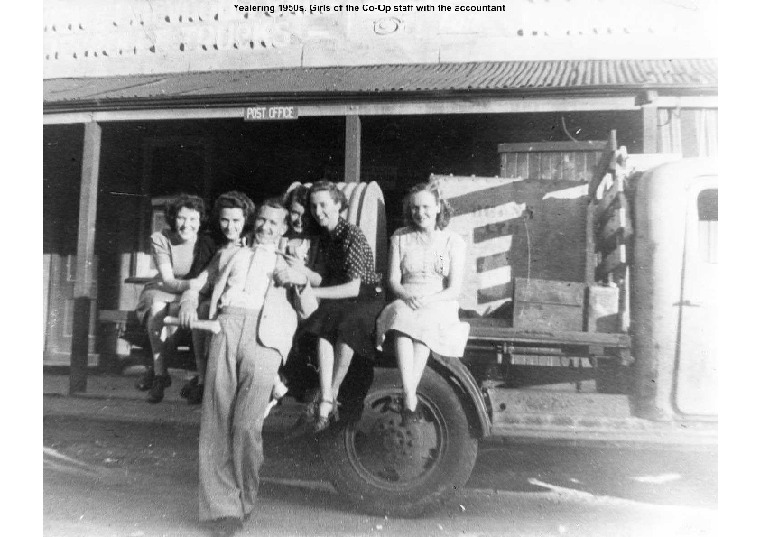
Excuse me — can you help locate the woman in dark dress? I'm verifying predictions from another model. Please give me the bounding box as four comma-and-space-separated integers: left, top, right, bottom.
299, 181, 385, 432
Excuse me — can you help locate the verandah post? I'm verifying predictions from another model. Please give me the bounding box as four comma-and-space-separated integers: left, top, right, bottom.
69, 121, 101, 394
344, 115, 361, 183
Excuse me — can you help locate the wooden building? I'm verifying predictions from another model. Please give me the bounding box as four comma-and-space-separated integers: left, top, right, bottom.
42, 0, 717, 389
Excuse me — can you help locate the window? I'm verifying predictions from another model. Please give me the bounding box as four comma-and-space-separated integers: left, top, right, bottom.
697, 188, 718, 263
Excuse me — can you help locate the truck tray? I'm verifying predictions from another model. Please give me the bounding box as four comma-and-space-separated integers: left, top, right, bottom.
468, 318, 630, 348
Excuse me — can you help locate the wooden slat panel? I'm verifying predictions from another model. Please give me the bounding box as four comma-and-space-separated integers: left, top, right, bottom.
467, 318, 631, 347
558, 152, 574, 181
510, 355, 596, 368
583, 152, 601, 183
508, 154, 518, 178
500, 153, 519, 178
473, 219, 520, 243
547, 152, 562, 181
477, 282, 513, 304
477, 251, 510, 272
497, 141, 608, 153
514, 302, 584, 332
538, 152, 552, 180
528, 153, 541, 180
515, 152, 529, 179
514, 278, 585, 306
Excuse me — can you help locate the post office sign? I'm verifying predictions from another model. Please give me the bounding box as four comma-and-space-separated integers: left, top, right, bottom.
244, 106, 299, 121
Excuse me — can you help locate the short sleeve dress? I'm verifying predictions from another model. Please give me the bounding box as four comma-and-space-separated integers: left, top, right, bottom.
375, 227, 470, 357
301, 217, 385, 359
135, 230, 217, 323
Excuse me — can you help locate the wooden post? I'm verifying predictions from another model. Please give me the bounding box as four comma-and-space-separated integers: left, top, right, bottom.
344, 115, 361, 183
70, 121, 101, 394
638, 90, 659, 153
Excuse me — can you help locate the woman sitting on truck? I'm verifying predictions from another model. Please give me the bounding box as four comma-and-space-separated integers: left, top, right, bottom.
375, 182, 469, 423
274, 185, 327, 404
281, 185, 325, 287
134, 194, 216, 404
178, 191, 257, 405
295, 181, 385, 433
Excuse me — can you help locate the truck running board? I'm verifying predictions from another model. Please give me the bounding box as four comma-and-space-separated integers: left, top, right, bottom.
486, 388, 717, 447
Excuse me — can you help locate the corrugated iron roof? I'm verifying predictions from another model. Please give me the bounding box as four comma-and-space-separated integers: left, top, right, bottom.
44, 59, 717, 109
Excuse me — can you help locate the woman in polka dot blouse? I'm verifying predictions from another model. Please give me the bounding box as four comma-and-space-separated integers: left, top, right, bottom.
299, 181, 385, 433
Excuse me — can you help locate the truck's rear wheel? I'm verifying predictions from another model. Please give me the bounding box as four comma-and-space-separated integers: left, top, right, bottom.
319, 367, 478, 517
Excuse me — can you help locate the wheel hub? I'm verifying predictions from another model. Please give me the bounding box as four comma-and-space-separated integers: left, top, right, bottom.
348, 394, 441, 485
377, 415, 418, 462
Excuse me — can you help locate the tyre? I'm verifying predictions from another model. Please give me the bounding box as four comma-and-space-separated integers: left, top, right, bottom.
319, 367, 478, 517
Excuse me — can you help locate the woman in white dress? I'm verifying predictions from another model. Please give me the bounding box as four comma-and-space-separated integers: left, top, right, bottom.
376, 183, 469, 422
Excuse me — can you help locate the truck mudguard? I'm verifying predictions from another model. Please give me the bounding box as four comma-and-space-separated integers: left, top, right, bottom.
428, 352, 491, 438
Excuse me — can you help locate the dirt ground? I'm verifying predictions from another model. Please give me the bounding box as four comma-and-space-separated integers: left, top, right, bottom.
43, 395, 717, 537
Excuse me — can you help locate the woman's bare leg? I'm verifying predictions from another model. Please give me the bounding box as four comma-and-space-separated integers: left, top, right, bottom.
146, 302, 169, 376
410, 340, 432, 406
395, 335, 418, 411
317, 338, 335, 418
330, 339, 355, 402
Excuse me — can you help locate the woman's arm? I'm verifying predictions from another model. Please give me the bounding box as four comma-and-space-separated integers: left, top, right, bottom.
186, 248, 224, 294
387, 234, 413, 301
282, 254, 323, 287
312, 278, 360, 300
301, 265, 323, 287
155, 262, 192, 293
150, 233, 191, 293
312, 223, 373, 300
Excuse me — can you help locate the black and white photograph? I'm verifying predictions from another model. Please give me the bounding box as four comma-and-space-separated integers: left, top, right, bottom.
41, 1, 719, 535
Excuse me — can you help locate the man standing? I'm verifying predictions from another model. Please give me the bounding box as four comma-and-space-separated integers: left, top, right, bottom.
180, 198, 315, 536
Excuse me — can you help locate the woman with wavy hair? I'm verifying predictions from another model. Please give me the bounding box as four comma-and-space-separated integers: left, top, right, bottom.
282, 184, 324, 287
135, 193, 216, 403
295, 181, 385, 432
375, 182, 469, 423
179, 191, 256, 404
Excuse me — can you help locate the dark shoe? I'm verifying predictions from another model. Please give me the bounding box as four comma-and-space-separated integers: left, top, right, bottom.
135, 367, 154, 391
147, 374, 171, 404
313, 399, 339, 434
186, 382, 204, 405
285, 401, 317, 440
180, 375, 199, 399
204, 517, 243, 537
401, 407, 422, 427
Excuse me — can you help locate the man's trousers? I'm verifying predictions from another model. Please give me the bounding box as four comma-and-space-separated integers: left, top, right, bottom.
199, 307, 282, 522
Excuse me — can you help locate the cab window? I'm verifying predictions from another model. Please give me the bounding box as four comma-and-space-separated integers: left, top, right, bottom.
697, 188, 718, 263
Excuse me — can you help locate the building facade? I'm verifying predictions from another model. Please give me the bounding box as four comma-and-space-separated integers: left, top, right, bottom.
43, 0, 717, 375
